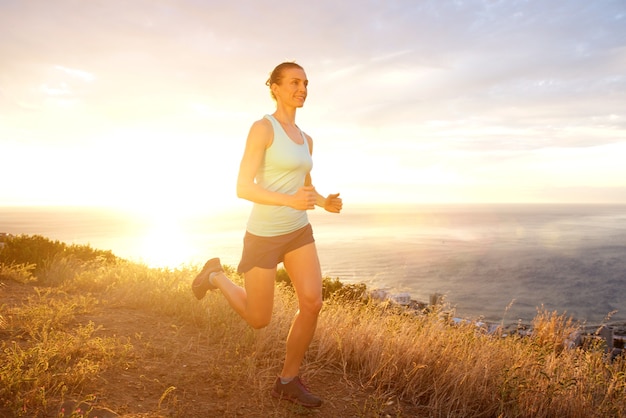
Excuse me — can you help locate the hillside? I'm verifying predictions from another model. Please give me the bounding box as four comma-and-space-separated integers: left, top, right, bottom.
0, 274, 418, 417
1, 236, 625, 417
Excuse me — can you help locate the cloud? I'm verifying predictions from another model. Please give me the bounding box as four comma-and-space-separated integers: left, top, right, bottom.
54, 66, 96, 83
1, 0, 625, 205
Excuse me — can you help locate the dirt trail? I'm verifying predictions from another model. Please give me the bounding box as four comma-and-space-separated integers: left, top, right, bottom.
1, 280, 420, 417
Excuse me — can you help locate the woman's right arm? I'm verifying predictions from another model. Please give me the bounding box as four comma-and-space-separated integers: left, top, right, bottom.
236, 119, 316, 210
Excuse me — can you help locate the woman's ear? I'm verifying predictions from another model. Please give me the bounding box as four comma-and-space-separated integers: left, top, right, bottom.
270, 82, 280, 99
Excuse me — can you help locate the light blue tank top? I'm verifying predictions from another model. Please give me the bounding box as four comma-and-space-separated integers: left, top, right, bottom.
246, 114, 313, 236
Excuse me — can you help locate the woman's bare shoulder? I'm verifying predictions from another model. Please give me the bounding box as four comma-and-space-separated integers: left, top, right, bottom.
247, 116, 273, 147
249, 116, 273, 133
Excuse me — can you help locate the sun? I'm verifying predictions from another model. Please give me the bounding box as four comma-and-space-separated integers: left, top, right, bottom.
115, 205, 192, 268
136, 215, 194, 268
120, 197, 249, 268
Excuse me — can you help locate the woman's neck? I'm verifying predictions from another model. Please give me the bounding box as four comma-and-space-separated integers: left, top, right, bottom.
272, 108, 297, 127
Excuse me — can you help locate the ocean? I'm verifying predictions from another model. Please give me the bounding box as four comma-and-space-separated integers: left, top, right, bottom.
1, 204, 625, 326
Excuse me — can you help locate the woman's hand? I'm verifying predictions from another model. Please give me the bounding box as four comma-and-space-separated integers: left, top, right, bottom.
291, 186, 317, 210
324, 193, 342, 213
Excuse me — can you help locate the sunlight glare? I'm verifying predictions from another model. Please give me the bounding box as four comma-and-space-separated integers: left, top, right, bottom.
135, 210, 195, 268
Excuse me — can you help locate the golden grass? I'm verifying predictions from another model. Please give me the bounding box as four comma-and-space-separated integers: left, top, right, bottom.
312, 300, 626, 417
1, 255, 625, 417
0, 286, 132, 416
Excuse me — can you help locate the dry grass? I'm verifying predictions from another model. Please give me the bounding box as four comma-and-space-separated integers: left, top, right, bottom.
1, 253, 625, 417
316, 302, 626, 418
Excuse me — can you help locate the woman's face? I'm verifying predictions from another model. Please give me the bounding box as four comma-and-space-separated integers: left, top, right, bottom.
272, 67, 308, 108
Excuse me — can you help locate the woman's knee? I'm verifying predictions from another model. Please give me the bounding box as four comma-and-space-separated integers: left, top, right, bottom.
243, 267, 276, 329
299, 295, 323, 317
247, 312, 272, 329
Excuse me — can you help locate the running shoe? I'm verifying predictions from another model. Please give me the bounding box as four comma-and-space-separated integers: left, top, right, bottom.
271, 376, 322, 408
191, 258, 223, 300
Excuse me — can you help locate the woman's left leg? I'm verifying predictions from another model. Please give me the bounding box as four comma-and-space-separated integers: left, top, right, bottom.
280, 242, 323, 379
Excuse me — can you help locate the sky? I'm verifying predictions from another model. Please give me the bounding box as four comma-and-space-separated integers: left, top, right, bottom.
1, 0, 626, 216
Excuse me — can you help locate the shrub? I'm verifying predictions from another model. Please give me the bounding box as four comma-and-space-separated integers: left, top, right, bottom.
0, 235, 117, 282
275, 267, 292, 287
330, 281, 368, 302
275, 268, 367, 302
0, 235, 63, 275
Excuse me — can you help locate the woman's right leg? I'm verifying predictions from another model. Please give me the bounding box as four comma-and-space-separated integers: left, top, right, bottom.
211, 267, 276, 329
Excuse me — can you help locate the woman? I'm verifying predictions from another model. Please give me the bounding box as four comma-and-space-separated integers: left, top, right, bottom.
192, 61, 342, 408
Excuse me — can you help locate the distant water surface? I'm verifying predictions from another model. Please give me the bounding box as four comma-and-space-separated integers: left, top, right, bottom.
1, 204, 625, 325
